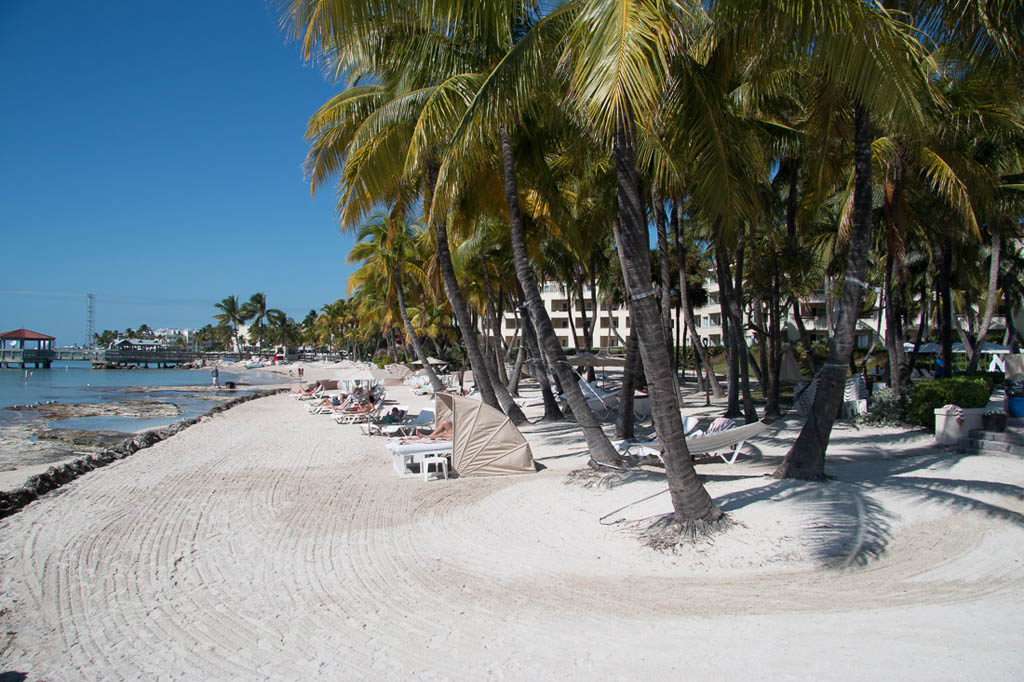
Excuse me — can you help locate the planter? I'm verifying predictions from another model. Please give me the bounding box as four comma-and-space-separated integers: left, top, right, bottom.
982, 413, 1007, 432
1008, 396, 1024, 419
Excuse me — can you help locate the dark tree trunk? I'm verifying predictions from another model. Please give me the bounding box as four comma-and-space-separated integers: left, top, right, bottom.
774, 103, 875, 481
966, 231, 1001, 372
940, 230, 954, 376
716, 248, 741, 417
520, 301, 564, 421
789, 297, 817, 375
394, 266, 444, 393
674, 204, 719, 396
478, 253, 511, 389
499, 125, 618, 462
907, 282, 929, 374
732, 235, 757, 422
652, 184, 675, 370
883, 157, 908, 395
613, 113, 720, 522
427, 162, 501, 410
616, 327, 640, 439
508, 337, 526, 396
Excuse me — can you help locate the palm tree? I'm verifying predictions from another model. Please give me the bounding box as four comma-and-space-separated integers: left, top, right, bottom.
240, 292, 284, 357
214, 295, 245, 354
348, 212, 446, 393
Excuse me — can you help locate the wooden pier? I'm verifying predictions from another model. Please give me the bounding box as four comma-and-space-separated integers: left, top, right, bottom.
0, 347, 209, 369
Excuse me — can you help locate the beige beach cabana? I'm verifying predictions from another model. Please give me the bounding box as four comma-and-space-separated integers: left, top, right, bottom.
435, 392, 535, 476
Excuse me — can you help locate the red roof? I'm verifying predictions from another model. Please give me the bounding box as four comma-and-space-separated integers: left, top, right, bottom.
0, 328, 55, 341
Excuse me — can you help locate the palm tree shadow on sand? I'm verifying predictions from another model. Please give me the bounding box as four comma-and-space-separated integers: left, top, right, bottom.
588, 440, 1024, 567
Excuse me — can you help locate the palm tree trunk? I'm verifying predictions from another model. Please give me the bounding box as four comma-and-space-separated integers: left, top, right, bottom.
774, 103, 875, 481
940, 231, 954, 376
715, 241, 741, 418
616, 328, 640, 440
789, 297, 817, 375
908, 282, 929, 374
732, 235, 757, 422
499, 125, 617, 461
674, 205, 720, 397
652, 184, 675, 369
508, 339, 525, 396
432, 212, 500, 410
613, 114, 720, 522
424, 158, 502, 409
967, 231, 1001, 372
478, 253, 511, 388
394, 266, 444, 393
520, 301, 564, 421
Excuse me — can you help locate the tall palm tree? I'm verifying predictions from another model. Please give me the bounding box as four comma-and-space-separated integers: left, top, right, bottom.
348, 212, 446, 393
241, 292, 284, 356
214, 295, 245, 354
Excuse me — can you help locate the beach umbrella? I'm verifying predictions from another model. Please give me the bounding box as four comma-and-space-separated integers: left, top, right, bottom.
342, 367, 377, 382
979, 342, 1010, 354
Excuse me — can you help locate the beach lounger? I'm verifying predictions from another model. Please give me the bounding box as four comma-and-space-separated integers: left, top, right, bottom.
377, 409, 435, 437
360, 405, 411, 435
613, 418, 774, 465
334, 402, 384, 425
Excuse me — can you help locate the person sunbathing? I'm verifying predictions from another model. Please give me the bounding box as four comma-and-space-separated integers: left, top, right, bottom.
398, 420, 453, 443
340, 395, 377, 414
310, 394, 343, 408
296, 382, 323, 396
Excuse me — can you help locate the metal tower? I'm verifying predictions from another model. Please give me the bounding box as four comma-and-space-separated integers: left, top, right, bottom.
86, 293, 95, 347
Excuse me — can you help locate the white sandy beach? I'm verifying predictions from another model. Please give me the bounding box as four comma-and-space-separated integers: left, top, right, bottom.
1, 370, 1023, 680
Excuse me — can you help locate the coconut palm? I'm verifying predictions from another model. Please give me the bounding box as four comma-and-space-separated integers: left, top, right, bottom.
348, 212, 446, 392
240, 292, 285, 356
214, 295, 245, 354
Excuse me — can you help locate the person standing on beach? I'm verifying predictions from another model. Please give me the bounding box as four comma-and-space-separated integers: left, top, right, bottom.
211, 366, 219, 388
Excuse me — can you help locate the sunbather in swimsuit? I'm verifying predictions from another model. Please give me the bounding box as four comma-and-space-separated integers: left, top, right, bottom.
399, 420, 453, 443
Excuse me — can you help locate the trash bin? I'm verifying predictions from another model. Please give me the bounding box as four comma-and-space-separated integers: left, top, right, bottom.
1008, 396, 1024, 418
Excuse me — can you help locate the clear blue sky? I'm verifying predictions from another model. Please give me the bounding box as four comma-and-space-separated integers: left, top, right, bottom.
0, 1, 355, 345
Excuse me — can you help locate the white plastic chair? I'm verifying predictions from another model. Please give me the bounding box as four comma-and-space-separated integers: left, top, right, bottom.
420, 454, 448, 481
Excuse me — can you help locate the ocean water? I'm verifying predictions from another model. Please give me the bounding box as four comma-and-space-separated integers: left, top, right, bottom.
0, 362, 288, 432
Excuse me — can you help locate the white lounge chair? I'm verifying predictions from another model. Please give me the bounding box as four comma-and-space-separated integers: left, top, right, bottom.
377, 409, 435, 437
614, 418, 774, 465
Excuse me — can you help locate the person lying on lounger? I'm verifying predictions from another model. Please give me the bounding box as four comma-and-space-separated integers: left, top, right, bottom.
340, 395, 377, 415
310, 394, 343, 408
399, 420, 453, 443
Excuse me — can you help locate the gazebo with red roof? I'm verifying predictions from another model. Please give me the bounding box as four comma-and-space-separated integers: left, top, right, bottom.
1, 328, 56, 368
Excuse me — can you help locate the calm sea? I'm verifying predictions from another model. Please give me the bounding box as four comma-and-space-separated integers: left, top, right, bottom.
0, 362, 289, 432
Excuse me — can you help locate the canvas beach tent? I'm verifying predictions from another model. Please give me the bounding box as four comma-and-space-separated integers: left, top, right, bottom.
435, 392, 535, 476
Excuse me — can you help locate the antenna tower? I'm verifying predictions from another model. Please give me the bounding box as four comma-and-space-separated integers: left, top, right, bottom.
86, 293, 96, 347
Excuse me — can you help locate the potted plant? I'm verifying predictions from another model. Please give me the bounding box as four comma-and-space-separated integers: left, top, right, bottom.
983, 409, 1007, 433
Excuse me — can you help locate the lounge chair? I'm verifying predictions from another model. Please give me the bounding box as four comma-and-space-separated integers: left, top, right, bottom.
613, 418, 774, 465
360, 405, 411, 436
334, 401, 384, 424
376, 409, 436, 437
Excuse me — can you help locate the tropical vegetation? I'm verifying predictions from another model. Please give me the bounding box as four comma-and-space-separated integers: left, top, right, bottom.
270, 0, 1022, 532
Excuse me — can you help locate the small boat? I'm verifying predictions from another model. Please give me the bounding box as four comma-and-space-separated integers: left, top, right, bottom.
245, 360, 265, 369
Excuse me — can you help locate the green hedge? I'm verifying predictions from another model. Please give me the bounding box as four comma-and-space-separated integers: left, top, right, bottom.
906, 377, 992, 430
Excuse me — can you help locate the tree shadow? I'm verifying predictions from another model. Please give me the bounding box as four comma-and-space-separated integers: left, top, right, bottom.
587, 439, 1024, 568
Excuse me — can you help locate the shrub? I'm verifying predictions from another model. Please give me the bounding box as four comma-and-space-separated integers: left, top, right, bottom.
905, 377, 992, 430
857, 387, 907, 427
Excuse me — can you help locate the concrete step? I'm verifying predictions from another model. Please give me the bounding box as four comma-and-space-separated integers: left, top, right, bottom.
958, 437, 1024, 457
1008, 417, 1024, 429
967, 429, 1024, 447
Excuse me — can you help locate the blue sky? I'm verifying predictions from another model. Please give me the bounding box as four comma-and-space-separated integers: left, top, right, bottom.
0, 2, 355, 345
